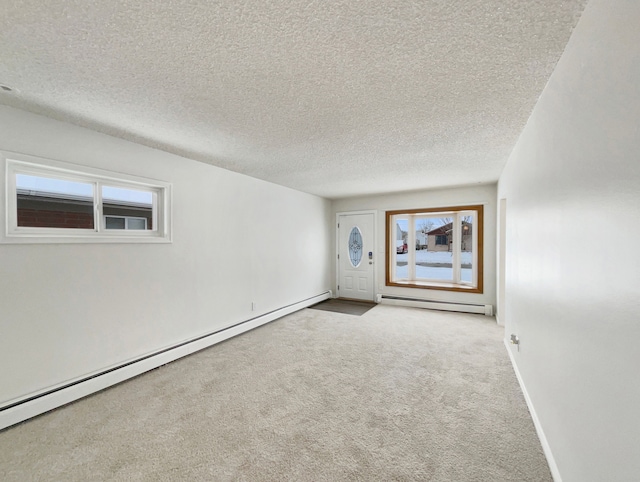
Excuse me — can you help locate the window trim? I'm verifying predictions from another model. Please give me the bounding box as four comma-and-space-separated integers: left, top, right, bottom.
3, 152, 172, 244
385, 205, 483, 293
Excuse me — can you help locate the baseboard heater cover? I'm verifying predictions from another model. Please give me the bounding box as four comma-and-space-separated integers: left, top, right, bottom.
0, 291, 331, 431
379, 295, 494, 316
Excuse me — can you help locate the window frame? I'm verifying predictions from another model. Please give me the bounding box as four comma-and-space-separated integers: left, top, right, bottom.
385, 205, 483, 293
3, 152, 172, 244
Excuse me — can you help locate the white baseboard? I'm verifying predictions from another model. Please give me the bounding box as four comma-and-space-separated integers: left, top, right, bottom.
504, 339, 562, 482
0, 291, 331, 431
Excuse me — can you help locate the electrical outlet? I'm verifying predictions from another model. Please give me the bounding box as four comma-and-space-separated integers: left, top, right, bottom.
510, 334, 520, 351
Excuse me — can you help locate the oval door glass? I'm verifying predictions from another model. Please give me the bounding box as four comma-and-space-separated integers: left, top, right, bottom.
348, 227, 363, 267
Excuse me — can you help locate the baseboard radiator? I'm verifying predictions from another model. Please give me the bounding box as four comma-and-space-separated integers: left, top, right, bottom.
378, 295, 494, 316
0, 291, 332, 431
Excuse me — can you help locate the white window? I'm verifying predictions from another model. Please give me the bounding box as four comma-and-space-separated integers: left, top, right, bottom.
386, 205, 483, 293
3, 152, 171, 243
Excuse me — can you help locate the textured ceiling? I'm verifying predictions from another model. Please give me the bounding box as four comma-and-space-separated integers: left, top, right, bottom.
0, 0, 587, 199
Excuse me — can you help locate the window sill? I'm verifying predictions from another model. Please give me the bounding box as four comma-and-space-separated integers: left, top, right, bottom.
2, 232, 172, 244
387, 280, 482, 294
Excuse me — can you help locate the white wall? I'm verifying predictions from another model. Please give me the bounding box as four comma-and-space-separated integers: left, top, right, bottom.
332, 184, 497, 308
0, 105, 332, 406
498, 0, 640, 480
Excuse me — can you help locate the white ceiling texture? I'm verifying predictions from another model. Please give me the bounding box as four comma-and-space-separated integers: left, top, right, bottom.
0, 1, 587, 199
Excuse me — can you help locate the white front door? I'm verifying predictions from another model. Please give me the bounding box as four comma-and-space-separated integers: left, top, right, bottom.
338, 213, 375, 301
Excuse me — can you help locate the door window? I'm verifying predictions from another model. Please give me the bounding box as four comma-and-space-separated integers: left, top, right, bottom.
348, 226, 363, 267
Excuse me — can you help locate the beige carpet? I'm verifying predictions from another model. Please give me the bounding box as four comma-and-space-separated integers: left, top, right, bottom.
0, 305, 550, 481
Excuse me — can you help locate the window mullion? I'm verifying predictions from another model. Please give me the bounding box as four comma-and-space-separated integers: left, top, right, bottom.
452, 212, 461, 284
472, 212, 478, 286
152, 190, 159, 234
94, 181, 102, 233
408, 215, 416, 280
390, 215, 397, 282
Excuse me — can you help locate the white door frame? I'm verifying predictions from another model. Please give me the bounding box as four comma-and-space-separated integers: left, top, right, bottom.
497, 198, 507, 326
335, 210, 377, 300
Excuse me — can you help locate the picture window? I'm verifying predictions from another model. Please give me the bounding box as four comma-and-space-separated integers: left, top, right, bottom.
386, 205, 483, 293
